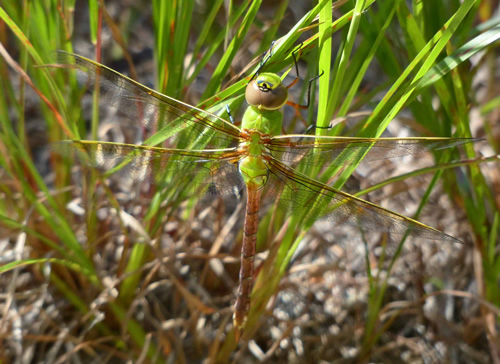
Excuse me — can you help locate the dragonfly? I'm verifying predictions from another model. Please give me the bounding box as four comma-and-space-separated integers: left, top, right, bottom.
54, 50, 474, 338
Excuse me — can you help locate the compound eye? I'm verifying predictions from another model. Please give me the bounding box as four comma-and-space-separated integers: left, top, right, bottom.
245, 73, 288, 110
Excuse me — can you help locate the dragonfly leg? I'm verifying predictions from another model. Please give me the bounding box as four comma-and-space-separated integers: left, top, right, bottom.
286, 69, 325, 132
285, 42, 304, 89
250, 41, 277, 81
225, 104, 235, 124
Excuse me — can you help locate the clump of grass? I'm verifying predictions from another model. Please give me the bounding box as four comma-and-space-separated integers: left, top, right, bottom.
0, 0, 498, 362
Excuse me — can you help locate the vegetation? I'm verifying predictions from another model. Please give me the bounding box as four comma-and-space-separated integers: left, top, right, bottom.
0, 0, 498, 362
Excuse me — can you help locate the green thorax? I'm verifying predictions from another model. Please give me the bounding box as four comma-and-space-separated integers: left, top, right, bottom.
241, 106, 283, 138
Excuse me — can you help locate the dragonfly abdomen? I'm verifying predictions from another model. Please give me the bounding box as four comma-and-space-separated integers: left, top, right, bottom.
233, 185, 263, 339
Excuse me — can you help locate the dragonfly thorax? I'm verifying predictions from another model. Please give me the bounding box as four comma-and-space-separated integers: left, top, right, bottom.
245, 73, 288, 110
240, 105, 283, 136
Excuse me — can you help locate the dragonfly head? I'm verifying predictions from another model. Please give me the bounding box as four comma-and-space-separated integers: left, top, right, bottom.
245, 73, 288, 110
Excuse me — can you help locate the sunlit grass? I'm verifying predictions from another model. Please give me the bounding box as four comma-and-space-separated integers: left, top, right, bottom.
0, 0, 498, 362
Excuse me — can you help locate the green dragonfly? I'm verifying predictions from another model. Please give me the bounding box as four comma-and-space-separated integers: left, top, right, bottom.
55, 50, 474, 337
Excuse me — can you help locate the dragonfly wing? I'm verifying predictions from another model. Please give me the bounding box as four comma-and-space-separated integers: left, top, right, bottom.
54, 141, 245, 197
268, 135, 477, 167
263, 157, 461, 243
56, 52, 242, 149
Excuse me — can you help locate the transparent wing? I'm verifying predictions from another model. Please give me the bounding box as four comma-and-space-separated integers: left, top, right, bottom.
268, 135, 477, 167
54, 141, 245, 197
56, 51, 242, 149
263, 157, 461, 243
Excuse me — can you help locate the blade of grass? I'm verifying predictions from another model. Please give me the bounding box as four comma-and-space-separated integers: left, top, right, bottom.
201, 0, 263, 99
316, 0, 333, 135
321, 0, 371, 131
